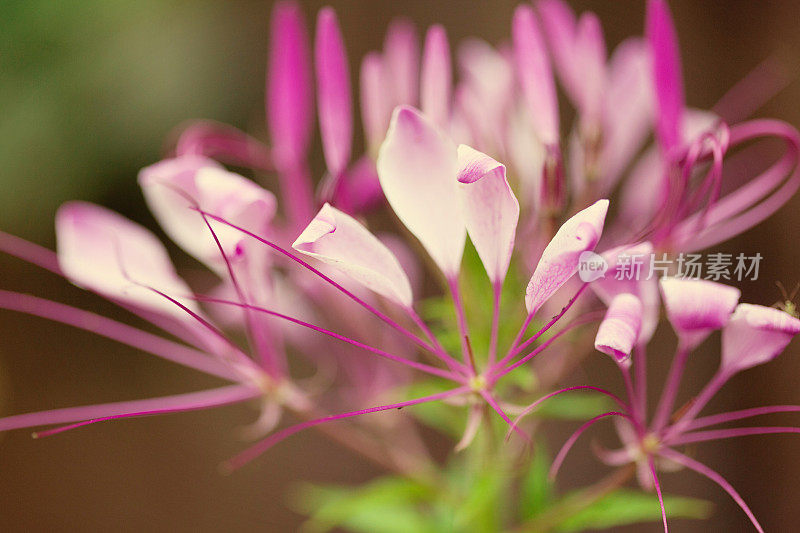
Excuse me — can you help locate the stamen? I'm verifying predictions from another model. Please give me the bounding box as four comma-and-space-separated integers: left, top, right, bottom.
193, 295, 460, 381
549, 411, 631, 480
0, 290, 239, 381
687, 405, 800, 430
222, 386, 469, 471
0, 385, 260, 434
647, 456, 669, 533
659, 448, 764, 532
667, 426, 800, 446
506, 386, 629, 441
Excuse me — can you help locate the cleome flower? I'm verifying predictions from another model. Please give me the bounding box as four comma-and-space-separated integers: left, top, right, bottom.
1, 0, 799, 530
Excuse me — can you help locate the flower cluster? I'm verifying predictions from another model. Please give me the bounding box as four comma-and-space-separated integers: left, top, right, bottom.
1, 0, 799, 530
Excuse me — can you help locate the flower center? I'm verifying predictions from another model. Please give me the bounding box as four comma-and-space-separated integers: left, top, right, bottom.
468, 374, 487, 392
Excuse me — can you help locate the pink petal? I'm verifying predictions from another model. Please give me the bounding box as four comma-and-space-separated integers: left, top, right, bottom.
315, 7, 352, 176
383, 18, 420, 108
268, 1, 313, 170
376, 106, 465, 277
456, 39, 515, 151
56, 202, 200, 321
293, 203, 413, 307
646, 0, 685, 153
574, 13, 606, 121
595, 293, 643, 366
512, 4, 559, 145
599, 39, 653, 191
139, 157, 276, 274
659, 278, 740, 348
721, 304, 800, 375
420, 24, 451, 127
456, 145, 519, 285
525, 199, 609, 315
537, 0, 578, 98
359, 52, 391, 154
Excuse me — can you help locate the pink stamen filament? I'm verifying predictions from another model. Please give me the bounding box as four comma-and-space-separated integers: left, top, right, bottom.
197, 209, 283, 376
667, 426, 800, 446
659, 448, 764, 532
500, 283, 588, 369
193, 295, 461, 382
0, 384, 260, 435
490, 310, 604, 380
194, 209, 445, 359
647, 455, 669, 533
506, 386, 629, 441
549, 411, 631, 480
652, 341, 690, 432
687, 405, 800, 430
0, 290, 240, 381
448, 277, 473, 371
223, 386, 469, 471
488, 281, 502, 367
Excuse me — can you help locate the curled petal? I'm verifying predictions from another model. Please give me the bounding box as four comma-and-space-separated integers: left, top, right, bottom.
574, 13, 606, 121
293, 203, 413, 307
268, 1, 313, 169
315, 7, 352, 176
377, 106, 465, 277
525, 199, 609, 315
456, 145, 519, 285
512, 4, 559, 145
721, 303, 800, 375
659, 277, 740, 348
139, 157, 276, 273
595, 293, 643, 365
591, 242, 659, 343
646, 0, 684, 153
420, 24, 451, 127
56, 202, 199, 320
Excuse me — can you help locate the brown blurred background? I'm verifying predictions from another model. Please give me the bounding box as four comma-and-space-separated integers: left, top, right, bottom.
1, 0, 799, 530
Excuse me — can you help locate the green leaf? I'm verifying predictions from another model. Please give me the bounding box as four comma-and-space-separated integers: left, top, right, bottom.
292, 477, 437, 533
555, 489, 712, 532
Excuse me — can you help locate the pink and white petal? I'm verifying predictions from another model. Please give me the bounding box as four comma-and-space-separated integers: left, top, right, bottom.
456, 145, 519, 285
595, 293, 643, 365
139, 159, 276, 273
457, 38, 514, 152
525, 199, 609, 315
420, 24, 452, 128
293, 203, 413, 307
646, 0, 685, 153
507, 102, 546, 210
383, 18, 420, 108
315, 7, 352, 177
377, 106, 465, 277
537, 0, 579, 103
721, 303, 800, 375
659, 277, 740, 348
268, 1, 313, 169
574, 13, 607, 120
56, 202, 200, 320
512, 4, 559, 145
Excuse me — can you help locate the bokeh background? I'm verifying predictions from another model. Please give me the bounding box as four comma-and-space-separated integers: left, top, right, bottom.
1, 0, 799, 530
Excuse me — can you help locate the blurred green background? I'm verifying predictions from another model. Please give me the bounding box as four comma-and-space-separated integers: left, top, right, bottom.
1, 0, 800, 531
